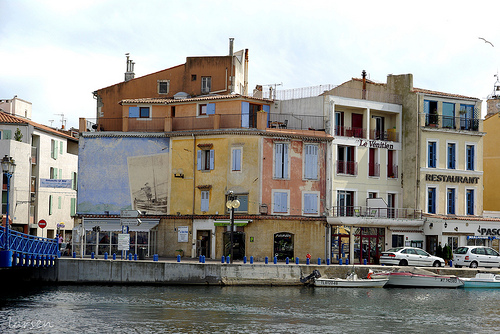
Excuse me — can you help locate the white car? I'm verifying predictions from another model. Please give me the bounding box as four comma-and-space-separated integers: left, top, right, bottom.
453, 246, 500, 268
380, 247, 445, 267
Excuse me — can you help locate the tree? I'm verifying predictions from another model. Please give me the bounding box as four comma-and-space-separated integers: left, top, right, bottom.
14, 128, 23, 142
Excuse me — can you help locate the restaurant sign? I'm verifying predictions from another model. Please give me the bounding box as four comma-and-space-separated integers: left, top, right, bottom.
425, 174, 480, 184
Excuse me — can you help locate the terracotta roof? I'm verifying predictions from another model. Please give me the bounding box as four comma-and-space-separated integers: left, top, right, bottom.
0, 111, 78, 141
120, 94, 273, 105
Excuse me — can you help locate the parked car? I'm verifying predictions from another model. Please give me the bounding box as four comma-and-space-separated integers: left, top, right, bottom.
380, 247, 445, 267
453, 246, 500, 268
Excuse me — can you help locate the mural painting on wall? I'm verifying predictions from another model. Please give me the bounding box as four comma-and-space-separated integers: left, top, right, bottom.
78, 136, 170, 215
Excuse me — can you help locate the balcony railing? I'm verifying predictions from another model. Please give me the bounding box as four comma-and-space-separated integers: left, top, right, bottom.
387, 164, 398, 178
332, 206, 422, 219
335, 126, 365, 138
369, 129, 399, 142
424, 114, 480, 131
336, 161, 357, 175
368, 163, 380, 177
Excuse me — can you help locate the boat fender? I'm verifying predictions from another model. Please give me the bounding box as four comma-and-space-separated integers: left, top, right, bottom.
367, 269, 373, 279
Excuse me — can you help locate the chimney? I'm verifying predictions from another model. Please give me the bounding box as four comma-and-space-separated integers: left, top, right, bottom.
125, 53, 135, 82
362, 70, 367, 100
229, 38, 234, 94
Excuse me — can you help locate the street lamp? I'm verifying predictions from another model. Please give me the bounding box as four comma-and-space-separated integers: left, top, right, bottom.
226, 191, 240, 264
0, 155, 15, 267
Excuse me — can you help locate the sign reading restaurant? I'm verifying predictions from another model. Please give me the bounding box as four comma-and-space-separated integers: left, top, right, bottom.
425, 174, 480, 184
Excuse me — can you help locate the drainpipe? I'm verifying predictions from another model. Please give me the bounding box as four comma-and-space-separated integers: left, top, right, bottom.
362, 70, 367, 100
229, 38, 234, 94
192, 133, 196, 258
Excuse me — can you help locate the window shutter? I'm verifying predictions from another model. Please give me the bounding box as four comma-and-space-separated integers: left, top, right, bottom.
283, 144, 289, 178
241, 102, 250, 128
209, 149, 214, 170
275, 144, 283, 178
197, 150, 202, 170
70, 198, 76, 216
54, 168, 58, 179
60, 141, 63, 155
3, 130, 11, 140
201, 191, 209, 212
54, 140, 58, 160
49, 195, 53, 215
305, 145, 318, 179
232, 149, 241, 171
304, 193, 318, 214
129, 107, 140, 118
206, 103, 215, 115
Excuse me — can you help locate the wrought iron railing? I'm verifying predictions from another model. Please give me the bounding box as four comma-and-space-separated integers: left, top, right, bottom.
424, 114, 480, 131
336, 161, 358, 175
332, 206, 422, 219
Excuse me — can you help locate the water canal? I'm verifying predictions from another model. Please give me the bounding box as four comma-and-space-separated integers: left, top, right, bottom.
1, 284, 498, 333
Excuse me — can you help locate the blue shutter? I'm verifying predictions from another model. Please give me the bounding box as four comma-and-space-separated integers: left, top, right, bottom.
428, 188, 436, 214
305, 145, 318, 179
467, 190, 474, 215
283, 144, 289, 178
467, 146, 474, 170
424, 100, 430, 114
428, 142, 436, 168
275, 144, 283, 178
263, 105, 270, 126
129, 107, 140, 118
201, 191, 209, 212
274, 192, 287, 213
197, 150, 202, 170
241, 102, 250, 128
206, 103, 215, 115
209, 150, 214, 170
304, 193, 317, 214
447, 189, 455, 214
235, 195, 248, 212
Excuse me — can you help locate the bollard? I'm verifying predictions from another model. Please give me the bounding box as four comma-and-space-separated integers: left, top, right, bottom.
265, 256, 269, 264
113, 253, 116, 260
91, 252, 95, 259
286, 257, 289, 264
128, 253, 132, 260
243, 256, 247, 264
318, 258, 321, 265
73, 252, 76, 258
346, 258, 349, 265
104, 252, 108, 260
274, 256, 277, 264
250, 256, 254, 264
199, 255, 202, 263
134, 254, 137, 261
306, 258, 310, 265
339, 258, 343, 265
449, 260, 453, 267
154, 254, 158, 261
202, 255, 206, 263
363, 259, 367, 265
177, 254, 181, 262
226, 256, 230, 264
13, 253, 18, 266
326, 258, 330, 265
295, 257, 299, 265
221, 256, 225, 263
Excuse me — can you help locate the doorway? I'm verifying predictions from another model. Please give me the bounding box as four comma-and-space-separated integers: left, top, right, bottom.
354, 227, 385, 264
223, 231, 245, 260
196, 230, 211, 257
274, 232, 294, 261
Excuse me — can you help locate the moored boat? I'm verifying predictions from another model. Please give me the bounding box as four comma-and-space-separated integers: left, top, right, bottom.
314, 272, 388, 288
371, 267, 464, 288
460, 273, 500, 288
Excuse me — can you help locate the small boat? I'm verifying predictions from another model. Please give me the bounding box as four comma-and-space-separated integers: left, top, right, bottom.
370, 267, 464, 288
460, 273, 500, 288
314, 272, 388, 288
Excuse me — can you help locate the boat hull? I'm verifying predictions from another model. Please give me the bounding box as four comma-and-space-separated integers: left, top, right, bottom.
372, 272, 464, 288
314, 278, 388, 288
461, 274, 500, 288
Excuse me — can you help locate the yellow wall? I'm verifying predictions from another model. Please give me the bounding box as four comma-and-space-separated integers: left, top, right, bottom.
484, 114, 500, 211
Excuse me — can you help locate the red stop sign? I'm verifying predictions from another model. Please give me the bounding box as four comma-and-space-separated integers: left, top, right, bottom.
38, 219, 47, 228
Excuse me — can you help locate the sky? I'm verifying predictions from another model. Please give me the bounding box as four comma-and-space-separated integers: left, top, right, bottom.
1, 0, 500, 129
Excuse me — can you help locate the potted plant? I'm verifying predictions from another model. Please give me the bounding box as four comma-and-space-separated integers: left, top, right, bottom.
175, 249, 184, 257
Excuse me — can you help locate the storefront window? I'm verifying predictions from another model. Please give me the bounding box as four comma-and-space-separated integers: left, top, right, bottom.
353, 227, 385, 264
274, 232, 294, 261
331, 226, 350, 262
467, 237, 486, 246
447, 236, 458, 251
98, 231, 110, 255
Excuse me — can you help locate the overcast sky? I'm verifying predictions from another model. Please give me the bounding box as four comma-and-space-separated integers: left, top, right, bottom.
1, 0, 499, 129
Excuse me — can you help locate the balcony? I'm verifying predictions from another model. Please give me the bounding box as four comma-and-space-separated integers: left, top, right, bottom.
335, 126, 365, 138
369, 129, 399, 142
332, 206, 422, 219
423, 114, 481, 132
368, 162, 380, 177
387, 164, 398, 178
337, 161, 357, 175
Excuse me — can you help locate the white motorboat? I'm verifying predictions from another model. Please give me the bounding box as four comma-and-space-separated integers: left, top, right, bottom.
313, 272, 388, 288
370, 267, 464, 288
460, 273, 500, 288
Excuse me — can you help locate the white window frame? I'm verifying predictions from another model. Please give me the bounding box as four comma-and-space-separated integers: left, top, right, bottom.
51, 139, 58, 159
426, 184, 439, 214
302, 191, 320, 216
201, 76, 211, 94
303, 144, 318, 180
465, 187, 476, 216
272, 189, 290, 215
201, 190, 209, 212
231, 147, 242, 172
274, 142, 290, 179
465, 142, 476, 171
427, 138, 438, 168
157, 80, 170, 94
198, 103, 208, 117
197, 149, 214, 171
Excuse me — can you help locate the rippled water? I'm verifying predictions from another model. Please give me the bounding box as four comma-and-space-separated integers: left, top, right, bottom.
1, 284, 499, 333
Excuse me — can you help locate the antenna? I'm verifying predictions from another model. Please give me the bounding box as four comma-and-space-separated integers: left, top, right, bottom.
54, 113, 66, 129
262, 82, 283, 99
48, 120, 54, 127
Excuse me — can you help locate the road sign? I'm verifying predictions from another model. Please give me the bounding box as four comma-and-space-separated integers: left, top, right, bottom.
120, 218, 142, 226
120, 210, 141, 218
122, 225, 129, 234
38, 219, 47, 229
118, 233, 130, 250
57, 222, 65, 229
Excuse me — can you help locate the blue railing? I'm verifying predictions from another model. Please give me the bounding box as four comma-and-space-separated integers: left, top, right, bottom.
0, 226, 58, 256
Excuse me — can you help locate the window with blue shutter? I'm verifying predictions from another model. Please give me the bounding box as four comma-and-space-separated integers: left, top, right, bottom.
274, 143, 289, 178
304, 193, 318, 214
466, 145, 474, 171
427, 188, 436, 214
447, 188, 455, 214
241, 102, 250, 128
304, 144, 318, 179
201, 191, 209, 212
274, 192, 288, 213
206, 103, 215, 115
447, 143, 456, 169
197, 149, 215, 171
428, 141, 436, 168
232, 148, 241, 171
467, 190, 474, 215
129, 106, 140, 118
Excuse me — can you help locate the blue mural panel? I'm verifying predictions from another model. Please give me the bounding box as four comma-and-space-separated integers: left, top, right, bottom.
78, 136, 170, 215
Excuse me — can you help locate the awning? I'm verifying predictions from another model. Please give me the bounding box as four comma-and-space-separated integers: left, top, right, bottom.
326, 216, 424, 227
214, 219, 252, 227
79, 218, 159, 232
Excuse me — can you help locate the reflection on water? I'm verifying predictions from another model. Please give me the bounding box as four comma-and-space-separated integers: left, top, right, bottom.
1, 285, 499, 333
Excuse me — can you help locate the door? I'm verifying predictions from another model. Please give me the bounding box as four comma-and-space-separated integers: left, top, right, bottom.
274, 232, 294, 261
426, 235, 438, 255
351, 113, 363, 138
223, 231, 245, 260
196, 230, 211, 257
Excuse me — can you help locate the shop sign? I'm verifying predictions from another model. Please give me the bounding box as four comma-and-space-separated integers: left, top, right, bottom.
118, 233, 130, 250
425, 174, 480, 184
357, 139, 394, 150
178, 226, 189, 243
478, 228, 500, 236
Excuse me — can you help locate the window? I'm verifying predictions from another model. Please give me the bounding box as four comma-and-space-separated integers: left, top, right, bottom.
460, 104, 477, 130
368, 148, 379, 177
59, 141, 63, 155
51, 139, 58, 159
447, 188, 455, 215
70, 198, 76, 216
273, 191, 289, 214
466, 189, 474, 215
226, 194, 248, 213
424, 100, 438, 126
50, 167, 58, 179
58, 196, 62, 209
199, 104, 207, 116
231, 148, 242, 172
59, 168, 62, 179
337, 190, 354, 216
139, 107, 150, 118
157, 80, 169, 94
201, 77, 211, 94
373, 116, 385, 140
197, 149, 214, 171
387, 150, 397, 178
368, 192, 377, 199
442, 102, 455, 128
447, 143, 456, 169
201, 190, 209, 212
49, 195, 53, 215
337, 145, 356, 175
303, 192, 319, 215
304, 144, 318, 179
274, 143, 289, 179
448, 236, 458, 251
72, 172, 78, 190
428, 141, 437, 168
334, 112, 344, 136
427, 187, 436, 214
2, 130, 11, 140
191, 74, 197, 81
466, 145, 475, 171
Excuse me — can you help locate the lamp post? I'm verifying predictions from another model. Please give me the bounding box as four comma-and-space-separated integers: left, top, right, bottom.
0, 155, 15, 267
225, 191, 240, 264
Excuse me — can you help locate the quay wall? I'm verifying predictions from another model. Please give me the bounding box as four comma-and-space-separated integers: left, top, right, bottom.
56, 259, 500, 285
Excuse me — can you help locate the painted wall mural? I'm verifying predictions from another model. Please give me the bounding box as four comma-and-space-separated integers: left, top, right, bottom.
78, 136, 170, 215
